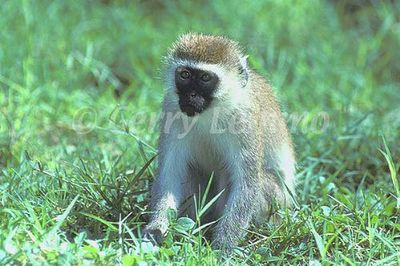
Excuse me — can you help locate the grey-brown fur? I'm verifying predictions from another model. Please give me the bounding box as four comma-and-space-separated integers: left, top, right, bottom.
143, 33, 296, 253
170, 33, 245, 70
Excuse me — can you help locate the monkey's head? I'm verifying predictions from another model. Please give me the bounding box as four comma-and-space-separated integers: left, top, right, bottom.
165, 33, 249, 117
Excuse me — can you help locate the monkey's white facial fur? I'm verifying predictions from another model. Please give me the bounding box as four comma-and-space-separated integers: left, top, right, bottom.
165, 59, 250, 117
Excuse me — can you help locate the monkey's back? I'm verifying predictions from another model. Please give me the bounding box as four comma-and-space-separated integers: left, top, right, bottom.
247, 70, 296, 206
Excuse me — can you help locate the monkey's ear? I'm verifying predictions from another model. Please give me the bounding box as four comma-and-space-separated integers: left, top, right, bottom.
239, 55, 249, 87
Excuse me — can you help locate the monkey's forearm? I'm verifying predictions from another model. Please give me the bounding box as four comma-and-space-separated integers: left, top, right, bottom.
144, 146, 188, 239
212, 176, 258, 251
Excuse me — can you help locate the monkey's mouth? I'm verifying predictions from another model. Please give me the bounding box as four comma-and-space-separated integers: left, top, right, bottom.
179, 104, 198, 117
178, 92, 209, 117
179, 101, 207, 117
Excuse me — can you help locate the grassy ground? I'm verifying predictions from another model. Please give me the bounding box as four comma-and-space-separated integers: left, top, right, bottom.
1, 0, 399, 265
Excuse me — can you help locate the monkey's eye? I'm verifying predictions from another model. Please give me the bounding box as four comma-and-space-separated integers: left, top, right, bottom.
180, 70, 191, 79
201, 73, 211, 82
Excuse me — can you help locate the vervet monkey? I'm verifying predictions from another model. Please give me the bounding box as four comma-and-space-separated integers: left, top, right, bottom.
143, 33, 296, 252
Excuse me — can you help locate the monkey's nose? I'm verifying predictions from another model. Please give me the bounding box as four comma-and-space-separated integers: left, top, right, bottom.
189, 92, 197, 99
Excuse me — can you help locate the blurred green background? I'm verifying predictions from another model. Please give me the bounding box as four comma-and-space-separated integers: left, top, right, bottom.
0, 0, 399, 264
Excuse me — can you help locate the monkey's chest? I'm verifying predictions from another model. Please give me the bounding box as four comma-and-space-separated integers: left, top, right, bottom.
187, 133, 236, 174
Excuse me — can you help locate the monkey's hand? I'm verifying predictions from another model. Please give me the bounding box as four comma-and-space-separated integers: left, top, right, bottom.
211, 216, 245, 255
142, 228, 164, 246
212, 233, 235, 254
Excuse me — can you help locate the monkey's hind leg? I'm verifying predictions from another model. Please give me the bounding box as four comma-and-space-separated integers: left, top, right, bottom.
254, 169, 295, 225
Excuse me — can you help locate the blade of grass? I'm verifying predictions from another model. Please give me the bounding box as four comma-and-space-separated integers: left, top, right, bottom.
48, 195, 79, 235
379, 136, 399, 208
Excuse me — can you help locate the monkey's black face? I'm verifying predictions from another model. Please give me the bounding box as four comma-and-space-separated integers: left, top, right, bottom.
175, 66, 219, 117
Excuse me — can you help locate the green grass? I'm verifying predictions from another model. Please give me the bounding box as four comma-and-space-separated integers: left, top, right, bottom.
1, 0, 399, 264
